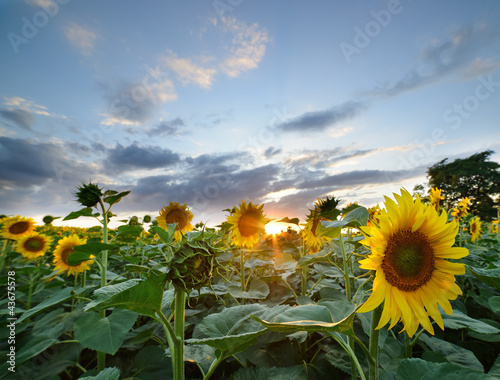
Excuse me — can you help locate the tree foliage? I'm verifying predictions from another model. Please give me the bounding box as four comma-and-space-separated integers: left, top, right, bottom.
427, 150, 500, 220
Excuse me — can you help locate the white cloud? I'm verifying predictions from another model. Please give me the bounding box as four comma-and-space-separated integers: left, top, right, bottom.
161, 50, 217, 89
2, 96, 66, 118
64, 23, 97, 56
219, 16, 270, 77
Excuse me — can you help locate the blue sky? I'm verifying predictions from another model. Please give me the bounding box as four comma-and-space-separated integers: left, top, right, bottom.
1, 0, 500, 228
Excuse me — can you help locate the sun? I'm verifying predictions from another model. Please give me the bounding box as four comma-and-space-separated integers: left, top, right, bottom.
265, 222, 292, 235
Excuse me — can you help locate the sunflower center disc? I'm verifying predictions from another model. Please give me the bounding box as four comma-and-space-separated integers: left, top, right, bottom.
238, 211, 261, 237
25, 237, 44, 252
382, 229, 435, 292
166, 209, 188, 229
10, 221, 29, 235
61, 247, 75, 265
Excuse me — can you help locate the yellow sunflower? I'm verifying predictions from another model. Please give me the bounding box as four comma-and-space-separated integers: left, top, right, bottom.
226, 200, 268, 248
357, 189, 468, 338
53, 235, 93, 276
301, 196, 341, 252
469, 216, 482, 242
157, 202, 194, 241
16, 233, 52, 260
367, 205, 381, 227
451, 197, 471, 222
491, 220, 499, 234
429, 187, 444, 212
1, 216, 36, 240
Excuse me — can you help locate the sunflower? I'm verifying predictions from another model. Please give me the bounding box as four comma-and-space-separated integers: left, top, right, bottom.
451, 197, 471, 222
53, 235, 93, 276
16, 233, 52, 260
157, 202, 194, 241
491, 220, 499, 234
357, 189, 468, 338
469, 216, 482, 242
302, 196, 341, 252
429, 187, 444, 212
226, 200, 268, 248
367, 205, 381, 227
1, 216, 36, 240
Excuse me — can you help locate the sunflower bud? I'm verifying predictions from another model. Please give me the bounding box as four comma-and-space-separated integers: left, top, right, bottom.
74, 182, 103, 208
129, 216, 139, 226
43, 215, 55, 225
166, 232, 222, 292
143, 215, 151, 223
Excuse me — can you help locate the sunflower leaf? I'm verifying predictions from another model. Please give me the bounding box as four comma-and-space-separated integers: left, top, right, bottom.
396, 358, 494, 380
62, 207, 94, 221
441, 310, 500, 334
78, 367, 121, 380
17, 287, 74, 324
69, 243, 115, 265
295, 250, 333, 269
277, 217, 300, 225
149, 225, 176, 243
467, 266, 500, 290
103, 190, 130, 206
228, 278, 270, 299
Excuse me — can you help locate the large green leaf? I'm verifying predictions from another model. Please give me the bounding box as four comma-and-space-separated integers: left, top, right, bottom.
63, 207, 95, 221
134, 346, 173, 380
187, 304, 288, 352
17, 287, 74, 324
467, 266, 500, 290
149, 225, 176, 243
85, 272, 167, 318
396, 358, 494, 380
230, 365, 309, 380
442, 310, 500, 334
295, 250, 333, 269
321, 207, 369, 230
228, 278, 270, 300
68, 243, 114, 265
103, 190, 130, 206
252, 303, 357, 336
488, 296, 500, 313
78, 367, 121, 380
418, 334, 483, 371
74, 309, 138, 355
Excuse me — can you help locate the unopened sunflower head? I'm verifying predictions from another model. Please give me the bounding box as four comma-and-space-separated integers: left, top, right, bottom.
74, 181, 103, 208
166, 232, 222, 291
357, 188, 469, 338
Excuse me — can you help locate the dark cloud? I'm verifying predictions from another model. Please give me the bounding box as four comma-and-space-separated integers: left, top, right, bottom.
285, 147, 374, 169
277, 101, 366, 133
264, 146, 282, 158
0, 108, 35, 130
147, 118, 185, 137
0, 137, 96, 188
104, 143, 181, 172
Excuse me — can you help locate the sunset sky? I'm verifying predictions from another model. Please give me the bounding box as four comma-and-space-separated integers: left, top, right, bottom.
1, 0, 500, 228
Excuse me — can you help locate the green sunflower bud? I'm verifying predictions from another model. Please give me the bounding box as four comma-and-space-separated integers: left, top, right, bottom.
74, 181, 103, 208
43, 215, 55, 225
166, 231, 222, 292
129, 216, 139, 226
143, 215, 151, 223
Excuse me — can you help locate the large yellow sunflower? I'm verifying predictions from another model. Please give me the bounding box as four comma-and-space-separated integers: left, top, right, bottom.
357, 189, 468, 337
1, 216, 36, 240
157, 202, 194, 241
53, 235, 93, 276
226, 200, 268, 248
16, 233, 52, 260
469, 216, 482, 242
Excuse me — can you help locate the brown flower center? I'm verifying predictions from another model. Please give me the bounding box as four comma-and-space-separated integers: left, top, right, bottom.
23, 236, 45, 252
61, 247, 75, 265
9, 221, 29, 235
238, 211, 261, 237
471, 223, 477, 233
166, 209, 188, 230
381, 229, 434, 292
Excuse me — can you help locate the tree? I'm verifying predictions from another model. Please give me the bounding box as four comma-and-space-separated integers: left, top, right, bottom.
427, 150, 500, 220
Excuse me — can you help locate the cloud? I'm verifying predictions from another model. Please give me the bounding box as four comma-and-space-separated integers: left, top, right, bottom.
0, 137, 95, 187
0, 108, 35, 130
219, 16, 271, 77
277, 101, 366, 133
285, 147, 375, 169
64, 23, 97, 56
146, 118, 186, 137
161, 50, 217, 89
103, 143, 181, 173
264, 146, 282, 159
367, 24, 500, 98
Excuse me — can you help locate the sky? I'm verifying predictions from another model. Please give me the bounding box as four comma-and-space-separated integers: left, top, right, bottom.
1, 0, 500, 229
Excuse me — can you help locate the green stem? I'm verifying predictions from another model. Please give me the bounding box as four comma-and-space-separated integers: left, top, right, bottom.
301, 264, 309, 296
97, 200, 109, 372
369, 304, 383, 380
173, 288, 186, 380
404, 332, 412, 358
240, 249, 246, 305
338, 232, 351, 301
0, 239, 8, 274
330, 333, 366, 380
203, 355, 225, 380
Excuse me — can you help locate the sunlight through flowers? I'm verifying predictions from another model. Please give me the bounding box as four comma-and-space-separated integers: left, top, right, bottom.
156, 202, 194, 241
53, 235, 93, 276
226, 200, 268, 248
357, 189, 469, 337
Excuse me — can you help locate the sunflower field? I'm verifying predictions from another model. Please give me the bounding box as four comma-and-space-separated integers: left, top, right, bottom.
1, 184, 499, 380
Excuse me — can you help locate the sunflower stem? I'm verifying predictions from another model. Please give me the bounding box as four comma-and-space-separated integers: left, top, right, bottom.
404, 332, 413, 358
338, 231, 351, 301
368, 304, 383, 380
97, 199, 109, 372
173, 288, 186, 380
240, 249, 246, 305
